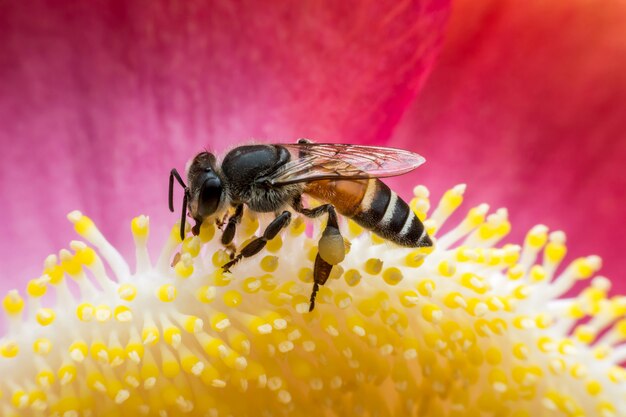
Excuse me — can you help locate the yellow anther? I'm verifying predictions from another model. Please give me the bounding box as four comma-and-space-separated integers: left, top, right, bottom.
456, 246, 472, 262
571, 363, 588, 379
444, 292, 466, 309
58, 362, 77, 384
26, 277, 48, 298
513, 343, 529, 360
334, 291, 352, 309
460, 273, 488, 294
60, 251, 82, 276
11, 390, 27, 408
212, 249, 231, 268
69, 211, 95, 236
210, 312, 231, 332
466, 298, 488, 316
90, 340, 109, 363
421, 303, 442, 323
114, 305, 132, 322
196, 285, 216, 303
574, 325, 595, 344
537, 336, 556, 353
242, 276, 262, 293
545, 240, 567, 264
76, 302, 95, 322
117, 284, 137, 301
174, 253, 194, 278
441, 187, 464, 212
488, 368, 508, 392
399, 290, 419, 308
181, 236, 202, 258
74, 246, 96, 266
529, 265, 546, 282
2, 290, 24, 315
343, 269, 362, 287
260, 256, 279, 272
223, 290, 243, 307
125, 340, 144, 363
364, 258, 383, 275
176, 315, 201, 334
169, 223, 184, 243
36, 308, 55, 326
382, 267, 403, 285
506, 265, 524, 280
567, 302, 585, 319
513, 316, 534, 329
535, 314, 552, 329
572, 256, 600, 279
157, 284, 177, 302
502, 245, 520, 265
95, 304, 112, 322
69, 340, 89, 361
417, 279, 436, 296
163, 326, 182, 347
525, 225, 548, 248
142, 326, 160, 345
557, 339, 576, 355
297, 267, 313, 283
36, 369, 55, 387
0, 340, 19, 358
131, 215, 149, 237
404, 249, 426, 268
33, 338, 52, 355
266, 236, 283, 253
466, 205, 487, 227
198, 221, 216, 242
437, 260, 456, 277
513, 285, 530, 300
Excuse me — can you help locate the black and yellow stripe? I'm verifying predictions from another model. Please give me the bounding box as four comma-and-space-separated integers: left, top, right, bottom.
351, 179, 430, 247
305, 178, 431, 248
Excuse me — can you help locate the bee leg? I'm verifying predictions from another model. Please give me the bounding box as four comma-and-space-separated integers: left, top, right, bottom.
221, 204, 244, 246
222, 210, 291, 272
292, 197, 345, 311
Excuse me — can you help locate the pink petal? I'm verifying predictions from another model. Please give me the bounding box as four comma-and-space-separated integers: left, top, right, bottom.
390, 0, 626, 291
0, 1, 449, 290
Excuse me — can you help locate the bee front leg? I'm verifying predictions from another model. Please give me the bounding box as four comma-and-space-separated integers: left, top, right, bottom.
221, 204, 244, 246
222, 210, 291, 273
292, 197, 345, 311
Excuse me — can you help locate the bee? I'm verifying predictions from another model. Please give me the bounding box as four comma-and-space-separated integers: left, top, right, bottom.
169, 139, 432, 311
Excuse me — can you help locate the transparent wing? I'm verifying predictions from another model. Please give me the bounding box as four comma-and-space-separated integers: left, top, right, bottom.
267, 143, 425, 185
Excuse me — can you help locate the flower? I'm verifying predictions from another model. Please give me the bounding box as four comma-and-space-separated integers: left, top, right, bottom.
1, 185, 625, 416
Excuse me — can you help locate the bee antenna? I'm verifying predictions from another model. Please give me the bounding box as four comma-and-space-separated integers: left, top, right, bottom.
169, 169, 187, 212
180, 189, 188, 241
169, 168, 188, 240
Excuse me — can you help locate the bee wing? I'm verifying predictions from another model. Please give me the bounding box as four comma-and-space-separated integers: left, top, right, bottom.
267, 143, 425, 185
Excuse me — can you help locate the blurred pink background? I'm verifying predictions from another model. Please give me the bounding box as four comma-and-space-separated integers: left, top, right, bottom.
0, 0, 624, 293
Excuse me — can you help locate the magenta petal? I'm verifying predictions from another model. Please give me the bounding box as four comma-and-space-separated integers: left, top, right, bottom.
0, 1, 449, 289
391, 0, 626, 291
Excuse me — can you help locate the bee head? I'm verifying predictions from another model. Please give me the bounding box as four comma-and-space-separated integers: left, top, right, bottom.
186, 152, 224, 234
169, 152, 224, 240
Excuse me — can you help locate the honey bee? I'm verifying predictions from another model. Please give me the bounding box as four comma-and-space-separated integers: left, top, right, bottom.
169, 139, 432, 311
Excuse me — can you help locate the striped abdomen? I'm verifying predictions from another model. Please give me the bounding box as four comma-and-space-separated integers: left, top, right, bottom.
304, 178, 432, 247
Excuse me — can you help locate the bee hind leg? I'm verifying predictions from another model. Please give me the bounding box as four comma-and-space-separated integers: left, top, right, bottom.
222, 210, 291, 272
292, 197, 345, 311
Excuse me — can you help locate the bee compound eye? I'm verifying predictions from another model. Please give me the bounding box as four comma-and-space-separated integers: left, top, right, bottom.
198, 177, 222, 217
